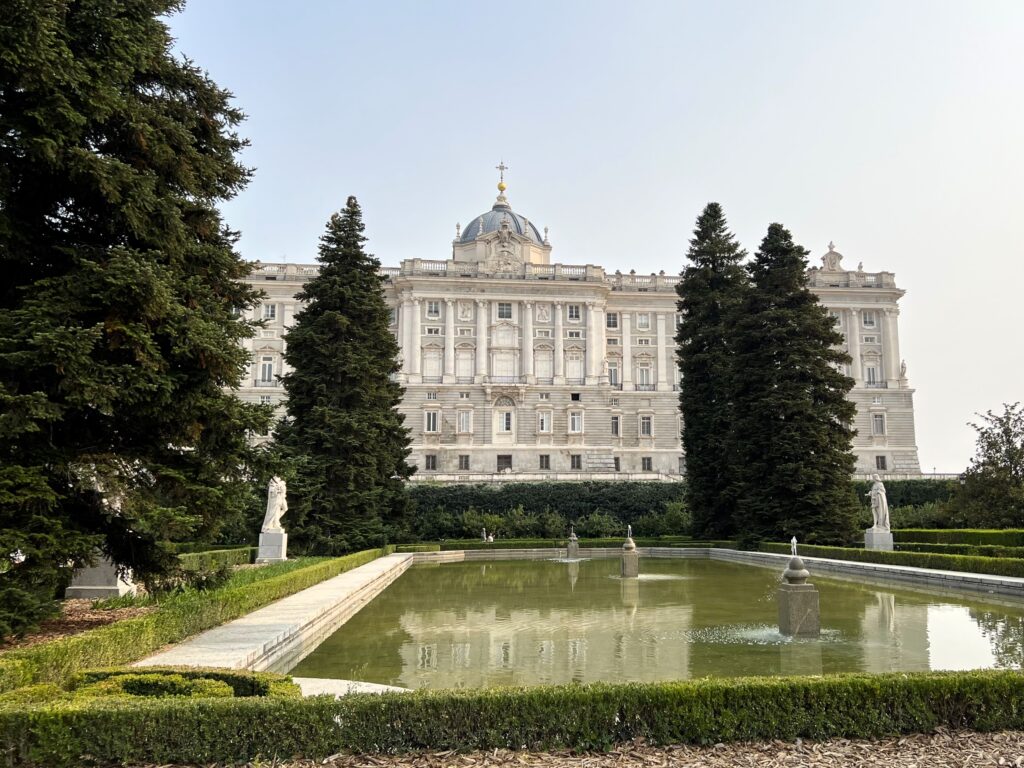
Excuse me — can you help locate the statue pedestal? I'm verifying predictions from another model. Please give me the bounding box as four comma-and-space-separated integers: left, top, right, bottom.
257, 530, 288, 563
621, 550, 639, 578
864, 528, 894, 551
777, 583, 820, 637
567, 540, 580, 559
65, 555, 135, 600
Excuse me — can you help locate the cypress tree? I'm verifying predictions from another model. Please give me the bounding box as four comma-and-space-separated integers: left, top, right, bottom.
0, 0, 270, 637
275, 198, 413, 554
675, 203, 749, 538
729, 224, 859, 544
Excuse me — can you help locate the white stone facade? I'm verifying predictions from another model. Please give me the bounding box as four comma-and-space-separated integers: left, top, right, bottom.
238, 190, 921, 481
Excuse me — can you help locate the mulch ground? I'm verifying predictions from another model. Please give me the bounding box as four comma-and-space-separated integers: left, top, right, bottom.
146, 729, 1024, 767
0, 599, 154, 652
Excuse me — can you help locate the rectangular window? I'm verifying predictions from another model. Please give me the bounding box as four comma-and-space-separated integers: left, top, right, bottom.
570, 454, 582, 470
424, 454, 437, 471
457, 410, 472, 433
611, 416, 620, 437
497, 455, 512, 472
569, 411, 583, 433
259, 395, 272, 405
875, 455, 888, 471
641, 457, 653, 472
459, 391, 471, 399
606, 313, 619, 329
567, 304, 581, 322
539, 454, 551, 470
636, 313, 650, 330
865, 366, 878, 385
606, 338, 619, 346
425, 391, 437, 400
863, 336, 878, 344
637, 365, 652, 386
536, 329, 551, 338
262, 303, 277, 320
640, 415, 652, 436
497, 302, 512, 320
424, 411, 439, 433
458, 455, 470, 471
862, 311, 877, 328
499, 412, 513, 432
675, 313, 684, 327
259, 357, 274, 382
614, 457, 621, 472
567, 330, 582, 338
872, 413, 886, 435
637, 337, 652, 345
426, 326, 441, 335
570, 392, 581, 401
538, 412, 551, 433
608, 363, 619, 385
426, 300, 440, 318
458, 327, 473, 336
539, 392, 550, 400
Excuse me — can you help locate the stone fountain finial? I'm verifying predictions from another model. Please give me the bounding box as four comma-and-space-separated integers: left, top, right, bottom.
778, 536, 819, 636
621, 524, 638, 577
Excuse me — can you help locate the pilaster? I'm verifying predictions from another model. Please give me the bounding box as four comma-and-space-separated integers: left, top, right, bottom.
848, 308, 862, 386
553, 301, 565, 385
621, 311, 633, 389
475, 299, 488, 383
443, 299, 456, 383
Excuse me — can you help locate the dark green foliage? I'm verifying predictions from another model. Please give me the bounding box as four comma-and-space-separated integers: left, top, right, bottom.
946, 404, 1024, 528
408, 482, 688, 540
3, 671, 1024, 765
893, 528, 1024, 546
896, 542, 1024, 558
851, 480, 957, 509
760, 542, 1024, 577
886, 503, 953, 530
394, 544, 441, 553
72, 667, 300, 698
176, 547, 254, 571
675, 204, 749, 538
0, 0, 272, 640
729, 224, 859, 545
167, 542, 251, 554
0, 551, 381, 693
74, 673, 234, 700
275, 198, 413, 554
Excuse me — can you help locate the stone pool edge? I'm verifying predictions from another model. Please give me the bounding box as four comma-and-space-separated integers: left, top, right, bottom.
132, 546, 1024, 696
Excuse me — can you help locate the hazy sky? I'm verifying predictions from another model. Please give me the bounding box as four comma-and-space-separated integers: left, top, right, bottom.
168, 1, 1023, 473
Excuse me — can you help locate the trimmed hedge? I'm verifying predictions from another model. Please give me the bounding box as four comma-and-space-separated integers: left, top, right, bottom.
894, 529, 1024, 546
410, 482, 687, 519
3, 671, 1024, 765
177, 547, 255, 570
851, 480, 958, 510
896, 542, 1024, 558
73, 667, 301, 699
434, 537, 729, 551
168, 543, 251, 554
394, 544, 441, 553
0, 550, 383, 694
760, 542, 1024, 577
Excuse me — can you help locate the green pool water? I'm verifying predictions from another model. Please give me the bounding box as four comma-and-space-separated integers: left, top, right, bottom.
289, 557, 1024, 689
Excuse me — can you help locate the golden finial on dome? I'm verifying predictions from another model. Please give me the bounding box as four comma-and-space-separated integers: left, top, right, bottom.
496, 160, 508, 193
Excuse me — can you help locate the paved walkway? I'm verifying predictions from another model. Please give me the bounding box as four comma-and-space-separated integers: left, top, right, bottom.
135, 553, 412, 672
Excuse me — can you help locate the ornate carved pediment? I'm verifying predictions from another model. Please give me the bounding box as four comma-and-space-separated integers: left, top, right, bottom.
480, 219, 527, 274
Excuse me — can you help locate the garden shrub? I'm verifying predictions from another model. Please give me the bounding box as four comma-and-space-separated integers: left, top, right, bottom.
2, 671, 1023, 765
433, 537, 729, 551
73, 666, 301, 698
178, 547, 255, 571
0, 684, 64, 705
896, 542, 1024, 558
893, 529, 1024, 546
395, 544, 441, 553
760, 542, 1024, 577
0, 550, 383, 693
851, 479, 958, 509
74, 673, 234, 700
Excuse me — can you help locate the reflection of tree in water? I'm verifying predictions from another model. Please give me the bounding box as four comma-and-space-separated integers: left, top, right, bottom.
970, 609, 1024, 668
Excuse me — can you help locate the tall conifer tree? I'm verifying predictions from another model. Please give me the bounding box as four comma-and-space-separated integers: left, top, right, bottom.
0, 0, 269, 637
729, 224, 859, 544
675, 203, 749, 537
275, 198, 413, 554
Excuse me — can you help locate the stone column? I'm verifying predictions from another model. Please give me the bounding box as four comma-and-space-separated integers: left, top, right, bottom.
410, 298, 422, 382
397, 298, 409, 376
522, 301, 534, 382
621, 311, 633, 389
475, 299, 488, 382
656, 312, 668, 389
884, 308, 901, 388
553, 301, 565, 384
585, 301, 599, 383
847, 308, 862, 387
443, 299, 455, 382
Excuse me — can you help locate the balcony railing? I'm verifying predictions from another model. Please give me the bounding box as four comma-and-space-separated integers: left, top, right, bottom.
565, 378, 585, 385
636, 384, 656, 391
865, 381, 889, 389
608, 382, 623, 390
421, 376, 442, 383
488, 375, 525, 384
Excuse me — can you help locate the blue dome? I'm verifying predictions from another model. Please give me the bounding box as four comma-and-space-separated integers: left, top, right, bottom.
460, 201, 544, 245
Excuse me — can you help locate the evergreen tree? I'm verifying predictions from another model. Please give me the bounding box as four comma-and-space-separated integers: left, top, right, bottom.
947, 403, 1024, 528
675, 203, 749, 538
275, 198, 413, 554
0, 1, 270, 637
729, 224, 859, 544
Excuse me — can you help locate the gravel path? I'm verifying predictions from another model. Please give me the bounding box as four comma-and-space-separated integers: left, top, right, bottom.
150, 729, 1024, 767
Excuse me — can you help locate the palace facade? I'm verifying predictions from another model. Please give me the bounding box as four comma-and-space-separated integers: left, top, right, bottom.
239, 182, 921, 480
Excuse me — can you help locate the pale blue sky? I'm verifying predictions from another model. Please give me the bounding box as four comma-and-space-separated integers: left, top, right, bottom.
168, 1, 1023, 472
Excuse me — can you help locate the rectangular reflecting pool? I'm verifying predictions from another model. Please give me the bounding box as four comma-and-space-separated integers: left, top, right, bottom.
288, 557, 1024, 689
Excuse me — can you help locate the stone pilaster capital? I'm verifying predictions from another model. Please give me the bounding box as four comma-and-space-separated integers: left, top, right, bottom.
523, 300, 534, 308
412, 297, 421, 306
849, 307, 860, 315
476, 299, 487, 307
445, 298, 454, 307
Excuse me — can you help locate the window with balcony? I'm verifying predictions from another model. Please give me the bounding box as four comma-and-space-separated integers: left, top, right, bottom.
640, 415, 652, 437
865, 365, 879, 386
259, 356, 274, 383
862, 310, 877, 328
262, 303, 277, 320
637, 364, 653, 388
569, 411, 584, 433
608, 362, 619, 385
497, 302, 512, 320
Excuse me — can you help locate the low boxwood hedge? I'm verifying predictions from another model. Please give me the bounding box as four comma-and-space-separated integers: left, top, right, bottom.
2, 671, 1023, 766
760, 542, 1024, 577
0, 550, 383, 694
435, 537, 730, 551
894, 529, 1024, 546
178, 547, 255, 570
896, 542, 1024, 558
395, 544, 441, 553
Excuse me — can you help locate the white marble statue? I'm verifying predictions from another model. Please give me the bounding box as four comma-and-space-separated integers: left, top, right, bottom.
867, 474, 890, 531
626, 524, 633, 539
790, 536, 798, 557
482, 527, 488, 541
261, 476, 288, 533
